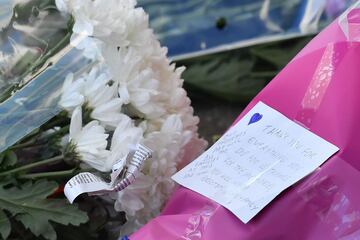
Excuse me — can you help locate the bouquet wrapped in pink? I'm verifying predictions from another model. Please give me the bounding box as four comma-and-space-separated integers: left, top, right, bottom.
130, 3, 360, 240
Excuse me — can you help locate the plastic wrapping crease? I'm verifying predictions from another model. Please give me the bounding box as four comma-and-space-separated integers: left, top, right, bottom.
129, 4, 360, 240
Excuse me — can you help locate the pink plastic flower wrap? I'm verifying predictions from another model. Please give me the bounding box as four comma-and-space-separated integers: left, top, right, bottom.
129, 3, 360, 240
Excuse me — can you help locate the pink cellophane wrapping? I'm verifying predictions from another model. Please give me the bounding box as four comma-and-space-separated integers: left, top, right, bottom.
130, 7, 360, 240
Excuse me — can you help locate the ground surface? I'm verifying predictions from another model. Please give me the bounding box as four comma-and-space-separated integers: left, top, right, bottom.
193, 97, 246, 146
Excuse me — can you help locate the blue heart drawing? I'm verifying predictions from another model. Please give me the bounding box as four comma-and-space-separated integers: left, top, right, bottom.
248, 113, 263, 125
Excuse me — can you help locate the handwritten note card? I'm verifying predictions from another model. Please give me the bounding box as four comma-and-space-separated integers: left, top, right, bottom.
172, 102, 338, 223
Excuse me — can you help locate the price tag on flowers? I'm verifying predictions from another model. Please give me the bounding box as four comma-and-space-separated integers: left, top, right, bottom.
64, 144, 152, 203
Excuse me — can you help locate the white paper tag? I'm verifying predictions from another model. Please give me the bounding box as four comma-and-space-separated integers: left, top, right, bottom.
172, 101, 339, 223
64, 144, 152, 203
64, 172, 111, 203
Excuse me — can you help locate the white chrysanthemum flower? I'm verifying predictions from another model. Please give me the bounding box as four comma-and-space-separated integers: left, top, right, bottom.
83, 67, 125, 129
60, 66, 125, 129
68, 107, 111, 172
70, 34, 103, 60
82, 67, 115, 107
102, 45, 169, 119
120, 67, 164, 118
59, 73, 85, 112
56, 0, 148, 57
107, 115, 143, 169
91, 98, 124, 129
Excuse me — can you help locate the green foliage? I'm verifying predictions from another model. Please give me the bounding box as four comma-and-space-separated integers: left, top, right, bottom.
0, 210, 11, 239
179, 36, 312, 102
250, 37, 311, 68
0, 151, 17, 170
0, 180, 89, 240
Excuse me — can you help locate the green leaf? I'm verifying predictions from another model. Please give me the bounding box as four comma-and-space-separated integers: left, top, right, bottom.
0, 180, 89, 240
0, 209, 11, 239
181, 53, 266, 102
0, 151, 17, 170
4, 151, 17, 168
179, 36, 312, 102
250, 37, 311, 68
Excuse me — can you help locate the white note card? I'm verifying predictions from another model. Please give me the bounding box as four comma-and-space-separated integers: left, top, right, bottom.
172, 101, 339, 223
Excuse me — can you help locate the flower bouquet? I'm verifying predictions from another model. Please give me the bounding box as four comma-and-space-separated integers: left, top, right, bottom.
0, 0, 206, 239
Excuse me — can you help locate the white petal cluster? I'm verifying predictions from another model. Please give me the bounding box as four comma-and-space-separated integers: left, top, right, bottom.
69, 107, 111, 172
57, 0, 207, 232
59, 66, 126, 129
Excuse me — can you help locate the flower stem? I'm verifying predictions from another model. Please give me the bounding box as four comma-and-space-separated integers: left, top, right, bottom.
0, 155, 63, 177
9, 141, 42, 150
18, 168, 76, 179
10, 125, 70, 150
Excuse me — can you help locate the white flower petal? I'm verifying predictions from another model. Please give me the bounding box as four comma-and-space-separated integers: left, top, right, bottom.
161, 114, 182, 133
55, 0, 69, 12
73, 15, 94, 35
69, 107, 82, 139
